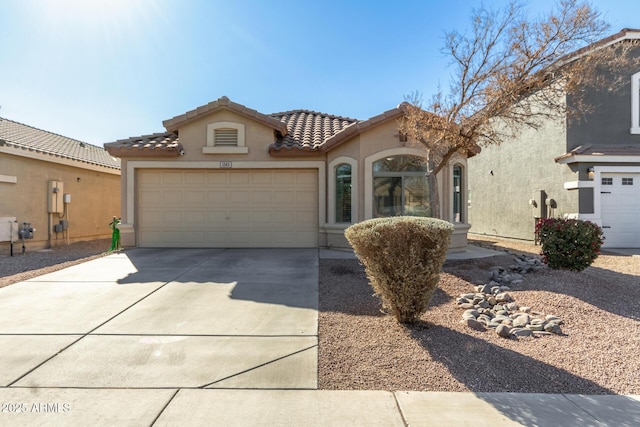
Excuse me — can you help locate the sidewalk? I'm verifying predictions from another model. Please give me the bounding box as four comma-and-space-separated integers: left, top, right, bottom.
0, 389, 637, 426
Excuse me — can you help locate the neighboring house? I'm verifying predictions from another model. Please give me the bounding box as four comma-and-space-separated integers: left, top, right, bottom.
105, 96, 472, 250
468, 28, 640, 248
0, 117, 121, 254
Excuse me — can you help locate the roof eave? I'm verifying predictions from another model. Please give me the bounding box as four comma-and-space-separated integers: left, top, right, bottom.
105, 144, 183, 158
268, 145, 320, 157
321, 106, 406, 153
163, 96, 289, 135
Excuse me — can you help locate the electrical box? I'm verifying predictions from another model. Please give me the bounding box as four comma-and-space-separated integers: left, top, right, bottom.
531, 190, 547, 219
18, 222, 35, 239
48, 181, 64, 214
64, 193, 71, 204
0, 217, 18, 242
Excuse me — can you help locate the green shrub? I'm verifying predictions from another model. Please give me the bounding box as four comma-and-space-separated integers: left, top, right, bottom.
344, 216, 454, 324
535, 218, 604, 272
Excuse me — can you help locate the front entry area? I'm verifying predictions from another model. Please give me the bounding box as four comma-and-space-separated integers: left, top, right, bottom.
136, 169, 318, 248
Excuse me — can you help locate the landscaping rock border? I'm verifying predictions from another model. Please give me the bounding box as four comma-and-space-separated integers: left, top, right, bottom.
457, 254, 564, 338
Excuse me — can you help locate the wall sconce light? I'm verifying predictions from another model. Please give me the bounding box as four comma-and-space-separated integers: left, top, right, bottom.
587, 167, 595, 180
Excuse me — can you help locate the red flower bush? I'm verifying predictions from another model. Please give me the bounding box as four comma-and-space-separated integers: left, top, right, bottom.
536, 218, 604, 272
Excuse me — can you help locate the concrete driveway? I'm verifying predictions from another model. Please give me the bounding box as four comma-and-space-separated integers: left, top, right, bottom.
2, 246, 638, 426
0, 247, 317, 390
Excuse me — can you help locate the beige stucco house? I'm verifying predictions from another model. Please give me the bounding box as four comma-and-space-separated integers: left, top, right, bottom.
0, 117, 121, 254
105, 97, 471, 250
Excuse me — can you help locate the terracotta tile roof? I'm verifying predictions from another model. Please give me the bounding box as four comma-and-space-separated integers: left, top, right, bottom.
104, 132, 183, 157
555, 144, 640, 162
0, 117, 120, 170
269, 110, 358, 153
105, 98, 405, 158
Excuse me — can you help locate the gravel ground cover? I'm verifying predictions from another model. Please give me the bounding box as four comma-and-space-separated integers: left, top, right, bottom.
0, 239, 111, 288
2, 237, 638, 394
319, 237, 640, 394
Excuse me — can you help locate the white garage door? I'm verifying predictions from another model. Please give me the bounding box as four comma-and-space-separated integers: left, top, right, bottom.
600, 172, 640, 248
137, 169, 318, 248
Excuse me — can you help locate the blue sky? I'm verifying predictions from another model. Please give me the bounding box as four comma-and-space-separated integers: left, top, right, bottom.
1, 0, 639, 146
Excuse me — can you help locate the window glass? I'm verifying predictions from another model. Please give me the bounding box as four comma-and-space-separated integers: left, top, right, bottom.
335, 164, 352, 222
453, 165, 463, 222
622, 177, 634, 186
373, 155, 431, 217
602, 177, 613, 186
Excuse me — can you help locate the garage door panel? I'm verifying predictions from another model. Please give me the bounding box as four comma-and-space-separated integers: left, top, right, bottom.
208, 191, 228, 203
229, 174, 251, 185
207, 174, 227, 184
274, 191, 294, 204
296, 191, 316, 204
600, 173, 640, 248
273, 172, 295, 184
184, 172, 205, 184
140, 190, 162, 205
163, 191, 183, 204
296, 172, 316, 184
230, 192, 251, 203
252, 191, 273, 204
184, 211, 206, 224
184, 191, 206, 204
252, 172, 273, 184
163, 172, 184, 185
138, 169, 318, 247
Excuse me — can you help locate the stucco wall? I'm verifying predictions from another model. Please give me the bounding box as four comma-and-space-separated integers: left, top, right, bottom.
467, 117, 578, 241
0, 153, 120, 254
325, 120, 470, 249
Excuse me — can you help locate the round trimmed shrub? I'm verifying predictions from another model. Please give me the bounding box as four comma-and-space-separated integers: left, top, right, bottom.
536, 218, 604, 272
344, 216, 454, 324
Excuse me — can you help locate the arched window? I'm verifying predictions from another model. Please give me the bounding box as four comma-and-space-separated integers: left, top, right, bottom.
453, 164, 464, 223
335, 163, 352, 223
372, 155, 431, 217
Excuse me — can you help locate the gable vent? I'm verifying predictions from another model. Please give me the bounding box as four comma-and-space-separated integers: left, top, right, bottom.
214, 128, 238, 146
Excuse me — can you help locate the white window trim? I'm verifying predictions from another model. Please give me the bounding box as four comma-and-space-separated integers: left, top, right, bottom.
632, 71, 640, 134
204, 121, 248, 154
328, 157, 358, 224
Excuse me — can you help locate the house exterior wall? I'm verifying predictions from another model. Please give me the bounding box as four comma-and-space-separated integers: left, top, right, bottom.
117, 110, 325, 248
467, 115, 578, 241
325, 120, 470, 250
0, 153, 120, 254
567, 44, 640, 150
114, 103, 471, 251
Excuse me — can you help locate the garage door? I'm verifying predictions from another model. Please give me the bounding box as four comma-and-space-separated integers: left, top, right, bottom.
600, 172, 640, 248
137, 169, 318, 247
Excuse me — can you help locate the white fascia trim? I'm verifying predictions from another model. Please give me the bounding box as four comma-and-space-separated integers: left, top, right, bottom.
557, 154, 640, 164
564, 180, 594, 190
328, 156, 358, 224
0, 146, 121, 175
125, 160, 326, 229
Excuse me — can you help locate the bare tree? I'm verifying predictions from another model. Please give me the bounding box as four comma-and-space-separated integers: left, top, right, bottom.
399, 0, 640, 218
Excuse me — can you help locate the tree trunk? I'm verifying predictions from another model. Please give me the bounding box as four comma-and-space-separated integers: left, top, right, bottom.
427, 153, 441, 219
